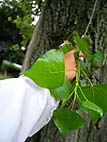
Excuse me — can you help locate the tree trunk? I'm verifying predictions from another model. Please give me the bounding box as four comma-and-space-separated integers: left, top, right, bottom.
23, 0, 107, 141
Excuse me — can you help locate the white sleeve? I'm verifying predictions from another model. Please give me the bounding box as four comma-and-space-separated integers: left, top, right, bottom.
0, 76, 59, 142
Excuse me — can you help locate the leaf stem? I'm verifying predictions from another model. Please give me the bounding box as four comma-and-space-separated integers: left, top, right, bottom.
60, 89, 75, 109
78, 85, 88, 101
81, 69, 93, 86
81, 69, 95, 102
71, 68, 79, 110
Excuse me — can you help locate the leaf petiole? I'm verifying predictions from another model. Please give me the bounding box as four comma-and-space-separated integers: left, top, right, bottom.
60, 89, 75, 109
78, 85, 88, 101
81, 69, 95, 102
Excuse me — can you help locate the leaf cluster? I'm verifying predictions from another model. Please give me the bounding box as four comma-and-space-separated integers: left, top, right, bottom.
22, 32, 106, 135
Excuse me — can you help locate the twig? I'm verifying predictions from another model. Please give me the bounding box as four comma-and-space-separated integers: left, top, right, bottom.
84, 0, 98, 36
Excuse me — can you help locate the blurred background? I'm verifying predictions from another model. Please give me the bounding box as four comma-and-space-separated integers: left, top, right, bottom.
0, 0, 41, 79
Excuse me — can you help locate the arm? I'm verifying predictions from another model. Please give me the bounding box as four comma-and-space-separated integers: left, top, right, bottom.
0, 77, 58, 142
0, 50, 79, 142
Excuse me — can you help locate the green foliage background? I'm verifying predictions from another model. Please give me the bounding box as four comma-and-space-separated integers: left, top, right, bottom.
0, 0, 42, 64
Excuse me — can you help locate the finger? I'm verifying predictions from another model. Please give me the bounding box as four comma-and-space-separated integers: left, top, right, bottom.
79, 51, 84, 61
64, 50, 77, 80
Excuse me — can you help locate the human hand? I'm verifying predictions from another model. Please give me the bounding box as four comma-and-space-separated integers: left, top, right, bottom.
64, 50, 84, 80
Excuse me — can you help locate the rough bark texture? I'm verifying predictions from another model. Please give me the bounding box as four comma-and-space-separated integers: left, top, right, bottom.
23, 0, 107, 141
22, 0, 89, 71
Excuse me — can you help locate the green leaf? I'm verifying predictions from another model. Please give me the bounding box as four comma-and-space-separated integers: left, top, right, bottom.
50, 77, 73, 100
80, 60, 87, 70
91, 50, 104, 67
59, 40, 73, 54
73, 32, 93, 61
78, 84, 107, 122
53, 109, 85, 135
22, 49, 65, 89
80, 100, 103, 123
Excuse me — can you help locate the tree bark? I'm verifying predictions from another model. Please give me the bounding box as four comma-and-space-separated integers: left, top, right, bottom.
23, 0, 107, 141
